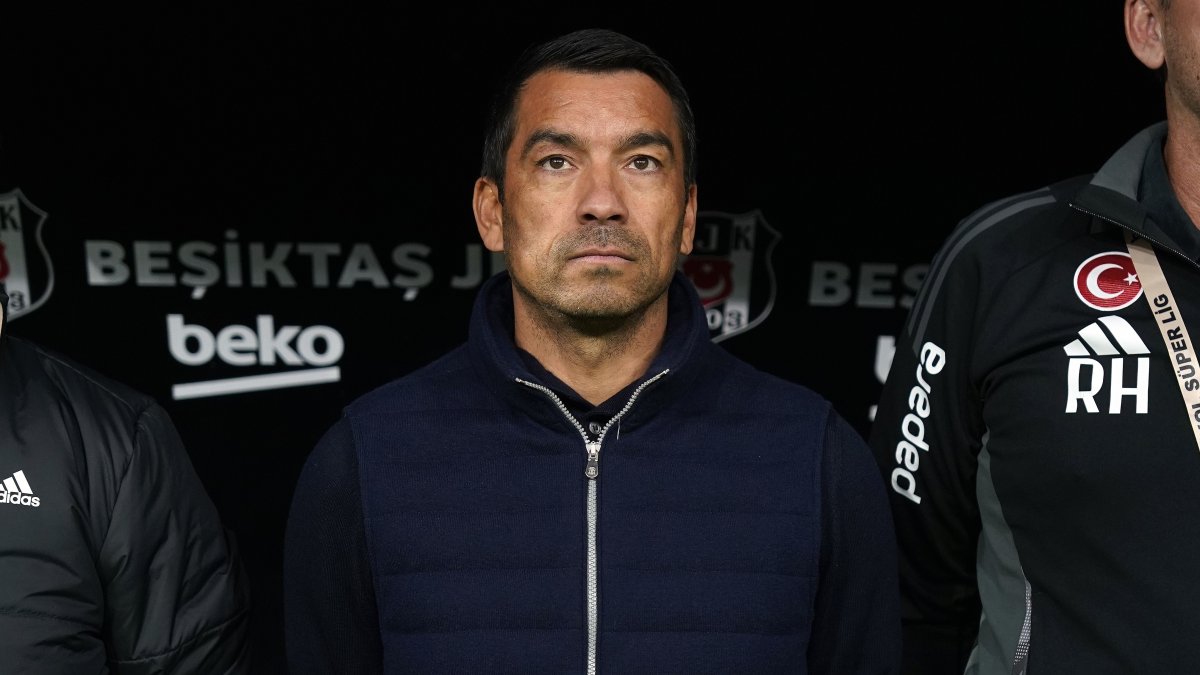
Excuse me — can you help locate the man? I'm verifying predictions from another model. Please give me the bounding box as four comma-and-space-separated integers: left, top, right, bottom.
284, 28, 900, 674
0, 288, 252, 673
868, 1, 1200, 673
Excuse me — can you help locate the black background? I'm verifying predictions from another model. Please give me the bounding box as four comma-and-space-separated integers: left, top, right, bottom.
0, 4, 1166, 673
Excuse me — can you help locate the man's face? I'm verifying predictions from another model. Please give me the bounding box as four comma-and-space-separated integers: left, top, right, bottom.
1160, 1, 1200, 117
484, 68, 696, 324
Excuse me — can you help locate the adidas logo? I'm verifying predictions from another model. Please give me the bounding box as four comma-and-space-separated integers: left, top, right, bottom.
0, 470, 40, 508
1063, 316, 1150, 415
1063, 315, 1151, 358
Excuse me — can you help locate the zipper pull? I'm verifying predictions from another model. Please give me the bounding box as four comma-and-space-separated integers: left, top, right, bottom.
585, 441, 601, 479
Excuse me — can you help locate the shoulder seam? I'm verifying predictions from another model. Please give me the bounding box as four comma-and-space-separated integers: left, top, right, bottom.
22, 338, 152, 419
905, 188, 1059, 350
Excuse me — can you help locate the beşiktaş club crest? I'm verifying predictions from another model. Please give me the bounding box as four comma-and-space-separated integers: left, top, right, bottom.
682, 210, 780, 342
0, 189, 53, 320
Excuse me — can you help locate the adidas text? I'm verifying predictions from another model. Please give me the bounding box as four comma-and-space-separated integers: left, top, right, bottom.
0, 492, 40, 508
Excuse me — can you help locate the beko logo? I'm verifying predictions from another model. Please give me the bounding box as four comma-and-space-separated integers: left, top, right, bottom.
167, 314, 343, 400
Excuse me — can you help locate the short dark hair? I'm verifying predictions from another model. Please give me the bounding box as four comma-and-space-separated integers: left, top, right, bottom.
479, 28, 697, 201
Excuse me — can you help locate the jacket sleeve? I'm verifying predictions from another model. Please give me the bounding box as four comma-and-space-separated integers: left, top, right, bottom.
868, 238, 985, 674
99, 403, 252, 675
284, 415, 383, 674
807, 408, 902, 675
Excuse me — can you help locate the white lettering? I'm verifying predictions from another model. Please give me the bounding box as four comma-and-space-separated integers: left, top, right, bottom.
1108, 356, 1150, 414
391, 243, 434, 287
1066, 358, 1103, 413
85, 240, 130, 285
921, 342, 947, 375
857, 263, 898, 308
889, 340, 944, 505
216, 325, 258, 366
84, 239, 449, 291
256, 316, 302, 366
895, 440, 921, 471
167, 314, 216, 365
249, 243, 297, 287
809, 261, 929, 309
296, 326, 344, 366
1065, 355, 1147, 413
875, 335, 896, 384
901, 413, 929, 451
296, 243, 341, 287
167, 314, 344, 369
337, 244, 389, 288
705, 308, 722, 330
908, 385, 931, 418
808, 261, 851, 306
133, 241, 175, 286
0, 492, 42, 508
891, 468, 922, 505
179, 242, 220, 287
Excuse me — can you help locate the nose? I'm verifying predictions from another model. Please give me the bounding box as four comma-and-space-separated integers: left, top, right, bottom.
576, 166, 627, 226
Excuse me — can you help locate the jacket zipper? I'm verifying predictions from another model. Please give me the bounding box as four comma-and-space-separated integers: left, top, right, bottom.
1011, 581, 1031, 675
516, 369, 670, 675
1070, 203, 1200, 271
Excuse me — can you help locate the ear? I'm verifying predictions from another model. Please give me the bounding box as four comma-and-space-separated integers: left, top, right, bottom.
1126, 0, 1166, 70
473, 178, 505, 252
678, 183, 698, 256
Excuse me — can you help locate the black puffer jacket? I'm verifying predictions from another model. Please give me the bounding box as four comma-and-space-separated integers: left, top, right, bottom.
0, 291, 251, 674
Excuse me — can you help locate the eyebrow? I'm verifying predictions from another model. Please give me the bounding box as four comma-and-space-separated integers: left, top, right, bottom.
520, 129, 676, 159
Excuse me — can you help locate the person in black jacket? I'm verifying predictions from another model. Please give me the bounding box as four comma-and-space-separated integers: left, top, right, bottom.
285, 27, 900, 674
869, 1, 1200, 673
0, 288, 252, 674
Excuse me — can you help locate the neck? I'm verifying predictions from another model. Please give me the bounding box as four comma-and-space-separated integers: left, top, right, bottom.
513, 292, 669, 406
1163, 105, 1200, 231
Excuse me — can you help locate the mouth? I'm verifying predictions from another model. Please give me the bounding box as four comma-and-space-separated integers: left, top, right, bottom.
569, 248, 634, 263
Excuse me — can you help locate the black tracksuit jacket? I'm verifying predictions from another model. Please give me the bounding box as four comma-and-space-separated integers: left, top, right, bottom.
870, 121, 1200, 674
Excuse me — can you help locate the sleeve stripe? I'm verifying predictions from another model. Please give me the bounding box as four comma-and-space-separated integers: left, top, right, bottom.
906, 190, 1058, 350
906, 188, 1051, 340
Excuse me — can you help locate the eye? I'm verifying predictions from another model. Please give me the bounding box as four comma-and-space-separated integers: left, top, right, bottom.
537, 156, 571, 171
628, 156, 661, 172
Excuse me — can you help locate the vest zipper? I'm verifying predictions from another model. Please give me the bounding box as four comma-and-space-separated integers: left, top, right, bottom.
516, 369, 670, 675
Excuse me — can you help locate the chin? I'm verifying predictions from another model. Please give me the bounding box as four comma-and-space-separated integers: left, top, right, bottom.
533, 267, 670, 318
554, 285, 651, 320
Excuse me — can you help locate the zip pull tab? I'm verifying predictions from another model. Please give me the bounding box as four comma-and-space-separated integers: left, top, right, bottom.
585, 441, 601, 479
